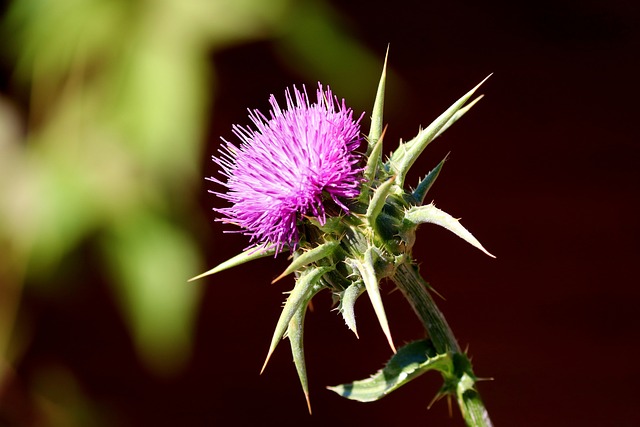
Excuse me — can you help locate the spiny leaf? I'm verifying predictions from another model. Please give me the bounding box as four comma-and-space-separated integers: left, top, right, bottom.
412, 155, 448, 205
359, 125, 387, 204
404, 204, 495, 257
352, 247, 395, 352
261, 266, 332, 373
272, 240, 339, 283
188, 246, 276, 281
287, 285, 323, 414
365, 175, 396, 232
305, 215, 344, 234
388, 75, 491, 187
327, 339, 451, 402
433, 95, 484, 140
339, 280, 366, 337
367, 46, 389, 156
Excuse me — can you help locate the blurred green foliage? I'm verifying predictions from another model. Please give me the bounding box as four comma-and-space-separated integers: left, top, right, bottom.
0, 0, 381, 424
1, 0, 296, 378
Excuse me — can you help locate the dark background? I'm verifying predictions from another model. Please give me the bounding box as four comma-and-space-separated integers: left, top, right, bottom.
2, 0, 639, 425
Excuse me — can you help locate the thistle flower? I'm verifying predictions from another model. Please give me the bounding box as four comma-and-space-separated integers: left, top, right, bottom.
211, 84, 364, 254
194, 55, 495, 425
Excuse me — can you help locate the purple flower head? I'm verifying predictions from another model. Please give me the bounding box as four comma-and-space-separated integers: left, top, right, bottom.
211, 84, 364, 254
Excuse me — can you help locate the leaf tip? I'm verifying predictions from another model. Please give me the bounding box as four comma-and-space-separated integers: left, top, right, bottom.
271, 272, 285, 284
305, 392, 312, 415
260, 349, 274, 375
383, 44, 390, 70
187, 271, 208, 282
478, 73, 493, 87
388, 336, 397, 354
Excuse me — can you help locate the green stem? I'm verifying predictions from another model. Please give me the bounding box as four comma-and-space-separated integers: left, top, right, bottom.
392, 261, 493, 427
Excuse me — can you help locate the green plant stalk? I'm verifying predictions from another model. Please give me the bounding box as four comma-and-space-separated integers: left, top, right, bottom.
393, 261, 493, 427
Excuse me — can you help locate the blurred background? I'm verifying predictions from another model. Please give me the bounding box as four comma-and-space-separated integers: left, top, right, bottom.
0, 0, 638, 425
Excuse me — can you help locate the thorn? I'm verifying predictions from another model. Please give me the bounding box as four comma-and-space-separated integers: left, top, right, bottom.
271, 272, 286, 284
387, 286, 400, 295
427, 284, 447, 301
305, 392, 312, 415
386, 333, 397, 354
260, 350, 274, 375
380, 123, 388, 142
427, 391, 445, 410
187, 271, 209, 282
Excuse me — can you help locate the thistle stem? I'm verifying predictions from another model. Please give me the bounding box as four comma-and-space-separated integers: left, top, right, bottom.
392, 261, 493, 427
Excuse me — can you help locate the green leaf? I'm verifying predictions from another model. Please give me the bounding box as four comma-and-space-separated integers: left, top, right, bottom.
287, 285, 324, 414
367, 46, 388, 156
188, 246, 276, 282
404, 204, 495, 257
433, 95, 484, 140
328, 339, 451, 402
305, 215, 345, 234
388, 75, 491, 187
272, 240, 339, 283
411, 155, 447, 205
365, 176, 396, 232
261, 266, 332, 373
351, 248, 395, 352
339, 279, 366, 337
359, 126, 387, 204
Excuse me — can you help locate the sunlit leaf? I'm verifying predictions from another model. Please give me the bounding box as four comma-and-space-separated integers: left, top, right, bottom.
328, 339, 451, 402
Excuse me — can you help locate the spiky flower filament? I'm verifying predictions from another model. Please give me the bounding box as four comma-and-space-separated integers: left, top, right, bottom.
211, 84, 364, 254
